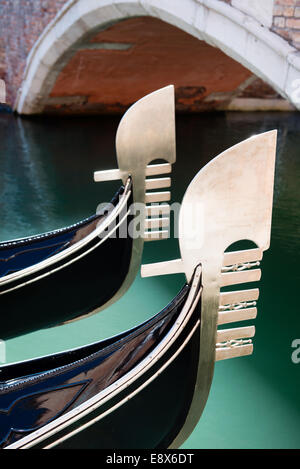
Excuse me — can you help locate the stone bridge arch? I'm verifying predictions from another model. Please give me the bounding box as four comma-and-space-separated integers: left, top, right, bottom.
15, 0, 300, 114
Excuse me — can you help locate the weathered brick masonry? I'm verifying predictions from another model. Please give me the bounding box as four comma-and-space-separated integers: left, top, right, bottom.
47, 17, 257, 115
272, 0, 300, 48
0, 0, 299, 112
222, 0, 300, 48
0, 0, 67, 106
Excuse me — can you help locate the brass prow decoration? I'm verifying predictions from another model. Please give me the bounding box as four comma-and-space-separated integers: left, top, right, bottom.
142, 130, 277, 446
93, 85, 176, 310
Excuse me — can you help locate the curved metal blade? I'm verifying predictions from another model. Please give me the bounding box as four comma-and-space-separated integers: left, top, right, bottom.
116, 85, 176, 185
94, 85, 176, 235
94, 86, 176, 313
170, 130, 277, 448
142, 131, 277, 447
178, 130, 277, 281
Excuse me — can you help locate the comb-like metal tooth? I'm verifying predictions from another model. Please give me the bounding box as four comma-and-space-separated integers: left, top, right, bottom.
141, 259, 183, 277
144, 230, 169, 241
145, 192, 171, 203
0, 79, 6, 103
219, 288, 259, 306
94, 168, 122, 182
216, 326, 255, 343
223, 248, 263, 266
220, 269, 261, 287
145, 177, 171, 190
221, 261, 260, 273
219, 300, 257, 312
145, 204, 170, 217
145, 163, 172, 176
217, 307, 257, 325
94, 164, 172, 183
215, 343, 253, 361
145, 217, 169, 230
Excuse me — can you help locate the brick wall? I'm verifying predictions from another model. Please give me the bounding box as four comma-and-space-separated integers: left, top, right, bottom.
221, 0, 300, 48
272, 0, 300, 48
0, 0, 299, 110
0, 0, 68, 106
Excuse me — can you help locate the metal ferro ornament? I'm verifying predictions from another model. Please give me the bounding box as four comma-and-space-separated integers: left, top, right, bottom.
142, 130, 277, 446
94, 84, 176, 310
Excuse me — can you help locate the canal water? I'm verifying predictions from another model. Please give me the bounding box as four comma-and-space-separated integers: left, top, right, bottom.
0, 110, 299, 449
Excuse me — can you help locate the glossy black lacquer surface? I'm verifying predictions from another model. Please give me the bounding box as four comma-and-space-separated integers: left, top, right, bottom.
0, 186, 133, 339
57, 317, 200, 449
0, 284, 196, 449
0, 186, 123, 278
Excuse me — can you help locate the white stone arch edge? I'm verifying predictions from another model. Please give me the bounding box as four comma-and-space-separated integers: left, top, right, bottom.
15, 0, 300, 114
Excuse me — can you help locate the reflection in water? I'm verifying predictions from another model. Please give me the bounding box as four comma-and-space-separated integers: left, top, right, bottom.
1, 112, 299, 258
0, 110, 299, 449
0, 113, 121, 241
1, 117, 57, 238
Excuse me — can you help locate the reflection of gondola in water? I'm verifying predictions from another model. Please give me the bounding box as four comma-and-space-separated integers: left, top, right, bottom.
0, 130, 277, 449
0, 86, 176, 339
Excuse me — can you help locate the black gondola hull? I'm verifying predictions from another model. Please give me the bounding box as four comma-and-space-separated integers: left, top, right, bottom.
0, 186, 133, 339
54, 328, 200, 449
0, 272, 201, 449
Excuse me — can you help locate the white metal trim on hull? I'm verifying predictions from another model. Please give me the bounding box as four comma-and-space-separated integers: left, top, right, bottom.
6, 266, 202, 449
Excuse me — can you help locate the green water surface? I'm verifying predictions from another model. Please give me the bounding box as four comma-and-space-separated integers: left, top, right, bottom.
0, 110, 299, 449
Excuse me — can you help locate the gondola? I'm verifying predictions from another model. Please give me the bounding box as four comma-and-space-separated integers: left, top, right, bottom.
0, 85, 176, 339
0, 130, 277, 449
